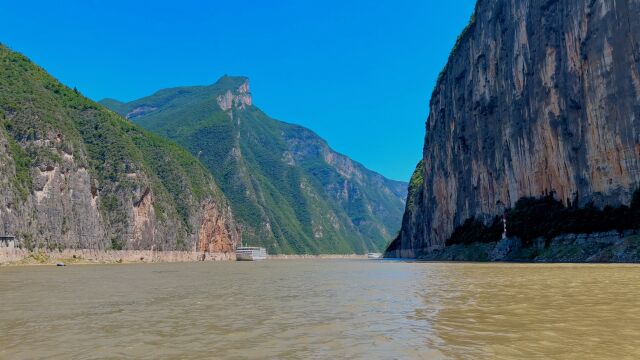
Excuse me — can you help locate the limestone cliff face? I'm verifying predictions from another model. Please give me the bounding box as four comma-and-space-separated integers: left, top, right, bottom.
389, 0, 640, 257
0, 45, 240, 252
0, 129, 106, 249
216, 79, 252, 111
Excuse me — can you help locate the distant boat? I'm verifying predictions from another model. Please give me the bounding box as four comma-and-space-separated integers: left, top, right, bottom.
235, 247, 268, 261
367, 253, 383, 259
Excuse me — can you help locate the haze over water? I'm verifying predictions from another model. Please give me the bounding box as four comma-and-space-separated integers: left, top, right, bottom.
1, 260, 639, 359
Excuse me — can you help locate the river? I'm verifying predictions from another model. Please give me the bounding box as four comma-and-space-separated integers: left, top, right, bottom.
1, 260, 639, 359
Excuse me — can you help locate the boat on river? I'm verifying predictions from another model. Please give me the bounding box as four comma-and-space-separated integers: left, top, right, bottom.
367, 252, 383, 259
235, 247, 268, 261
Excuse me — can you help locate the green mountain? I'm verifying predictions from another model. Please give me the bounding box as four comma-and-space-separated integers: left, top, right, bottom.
0, 44, 239, 252
101, 77, 407, 254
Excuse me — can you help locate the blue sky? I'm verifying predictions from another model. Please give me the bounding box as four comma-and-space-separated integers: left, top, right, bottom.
1, 0, 475, 181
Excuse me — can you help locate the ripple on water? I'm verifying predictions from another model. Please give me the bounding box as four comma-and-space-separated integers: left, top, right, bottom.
1, 261, 639, 359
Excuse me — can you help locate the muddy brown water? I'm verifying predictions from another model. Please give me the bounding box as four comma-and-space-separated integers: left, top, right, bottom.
1, 260, 639, 359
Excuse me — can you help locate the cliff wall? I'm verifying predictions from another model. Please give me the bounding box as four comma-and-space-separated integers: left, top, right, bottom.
389, 0, 640, 257
0, 45, 239, 252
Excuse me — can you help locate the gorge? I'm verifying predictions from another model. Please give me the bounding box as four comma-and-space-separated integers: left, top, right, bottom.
0, 44, 407, 257
101, 78, 407, 254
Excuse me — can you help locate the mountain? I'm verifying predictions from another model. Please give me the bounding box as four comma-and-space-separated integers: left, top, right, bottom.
101, 77, 407, 254
0, 44, 239, 252
387, 0, 640, 258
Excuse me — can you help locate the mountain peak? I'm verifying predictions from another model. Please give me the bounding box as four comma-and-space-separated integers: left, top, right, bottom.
214, 76, 252, 111
213, 75, 249, 89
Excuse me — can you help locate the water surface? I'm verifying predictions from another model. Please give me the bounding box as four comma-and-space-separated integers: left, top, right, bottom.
1, 260, 639, 359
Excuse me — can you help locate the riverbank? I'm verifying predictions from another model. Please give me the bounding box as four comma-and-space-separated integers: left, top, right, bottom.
416, 230, 640, 263
0, 248, 369, 266
0, 248, 234, 266
268, 254, 367, 260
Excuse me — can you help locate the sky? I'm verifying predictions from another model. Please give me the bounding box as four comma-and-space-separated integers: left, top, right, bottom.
0, 0, 476, 182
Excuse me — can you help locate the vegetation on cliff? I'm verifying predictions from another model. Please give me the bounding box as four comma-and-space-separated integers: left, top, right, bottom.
434, 10, 477, 96
0, 44, 237, 251
383, 161, 424, 255
405, 161, 424, 212
447, 190, 640, 247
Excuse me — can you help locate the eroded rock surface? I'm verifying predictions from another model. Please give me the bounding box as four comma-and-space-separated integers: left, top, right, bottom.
390, 0, 640, 258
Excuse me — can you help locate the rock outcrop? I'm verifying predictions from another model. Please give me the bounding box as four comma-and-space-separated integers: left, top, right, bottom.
216, 79, 252, 111
388, 0, 640, 258
0, 45, 239, 252
197, 202, 239, 253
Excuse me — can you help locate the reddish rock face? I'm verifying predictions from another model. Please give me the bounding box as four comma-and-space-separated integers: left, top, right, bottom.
390, 0, 640, 258
197, 202, 239, 253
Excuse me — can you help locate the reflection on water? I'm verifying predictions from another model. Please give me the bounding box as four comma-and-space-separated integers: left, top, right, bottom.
1, 261, 639, 359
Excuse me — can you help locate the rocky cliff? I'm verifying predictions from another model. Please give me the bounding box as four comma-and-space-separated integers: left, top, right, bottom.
102, 77, 408, 254
0, 45, 239, 252
388, 0, 640, 258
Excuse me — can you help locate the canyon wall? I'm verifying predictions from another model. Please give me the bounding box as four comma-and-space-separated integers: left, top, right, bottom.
389, 0, 640, 257
0, 45, 239, 252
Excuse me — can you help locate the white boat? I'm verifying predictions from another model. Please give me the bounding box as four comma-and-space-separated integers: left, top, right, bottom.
367, 252, 383, 259
235, 247, 268, 261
